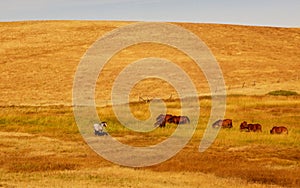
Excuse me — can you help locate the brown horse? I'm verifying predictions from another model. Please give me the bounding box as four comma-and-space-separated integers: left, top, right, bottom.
240, 121, 248, 131
167, 116, 190, 124
240, 121, 262, 132
212, 119, 233, 128
248, 123, 262, 132
270, 126, 288, 134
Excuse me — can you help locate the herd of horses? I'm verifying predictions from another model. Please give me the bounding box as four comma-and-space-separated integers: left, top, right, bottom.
154, 114, 289, 134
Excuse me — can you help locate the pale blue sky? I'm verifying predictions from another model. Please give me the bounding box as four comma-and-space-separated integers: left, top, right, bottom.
0, 0, 299, 27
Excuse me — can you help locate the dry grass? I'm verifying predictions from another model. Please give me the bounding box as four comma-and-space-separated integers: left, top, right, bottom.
1, 166, 281, 188
0, 21, 299, 105
0, 21, 300, 187
0, 95, 299, 187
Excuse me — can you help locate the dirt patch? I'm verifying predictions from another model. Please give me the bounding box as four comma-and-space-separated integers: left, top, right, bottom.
0, 131, 35, 137
227, 145, 253, 152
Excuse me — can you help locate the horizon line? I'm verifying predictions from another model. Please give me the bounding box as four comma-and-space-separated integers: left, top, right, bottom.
0, 18, 299, 29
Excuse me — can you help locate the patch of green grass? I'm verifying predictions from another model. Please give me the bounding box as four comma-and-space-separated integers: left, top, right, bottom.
1, 95, 299, 147
268, 90, 298, 96
0, 106, 79, 140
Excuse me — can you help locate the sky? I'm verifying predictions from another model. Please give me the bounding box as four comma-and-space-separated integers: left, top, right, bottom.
0, 0, 299, 27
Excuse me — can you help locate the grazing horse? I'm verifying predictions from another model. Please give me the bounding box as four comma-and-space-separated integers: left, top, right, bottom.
212, 119, 233, 128
154, 114, 173, 128
240, 121, 248, 131
240, 121, 262, 132
248, 123, 262, 132
94, 122, 108, 136
270, 126, 288, 134
167, 116, 190, 124
154, 114, 190, 127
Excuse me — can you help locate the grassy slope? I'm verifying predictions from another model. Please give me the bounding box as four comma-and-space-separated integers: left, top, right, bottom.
0, 21, 299, 105
0, 95, 299, 187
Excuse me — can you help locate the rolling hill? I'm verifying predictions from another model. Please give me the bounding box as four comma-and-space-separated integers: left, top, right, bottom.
0, 21, 299, 106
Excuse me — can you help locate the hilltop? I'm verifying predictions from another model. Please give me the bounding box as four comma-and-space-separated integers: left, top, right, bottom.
0, 21, 299, 106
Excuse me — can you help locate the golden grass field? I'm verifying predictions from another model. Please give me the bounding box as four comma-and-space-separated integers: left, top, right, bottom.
0, 21, 300, 187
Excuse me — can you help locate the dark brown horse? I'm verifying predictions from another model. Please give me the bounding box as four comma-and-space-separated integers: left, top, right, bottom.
248, 123, 262, 132
240, 121, 248, 131
212, 119, 233, 128
270, 126, 288, 134
167, 116, 190, 124
240, 121, 262, 132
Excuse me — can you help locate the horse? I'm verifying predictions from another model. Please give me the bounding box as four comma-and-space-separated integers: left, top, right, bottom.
248, 123, 262, 132
240, 121, 248, 131
212, 119, 233, 128
167, 115, 190, 124
94, 122, 108, 136
240, 121, 262, 132
270, 126, 288, 134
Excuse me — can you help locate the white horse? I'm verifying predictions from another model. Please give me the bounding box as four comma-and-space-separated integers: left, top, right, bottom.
93, 122, 108, 136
